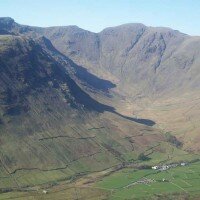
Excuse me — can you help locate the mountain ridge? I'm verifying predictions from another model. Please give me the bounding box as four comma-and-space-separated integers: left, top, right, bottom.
1, 17, 200, 151
4, 17, 199, 151
0, 17, 191, 35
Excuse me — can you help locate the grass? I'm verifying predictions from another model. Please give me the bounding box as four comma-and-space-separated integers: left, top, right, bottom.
95, 161, 200, 199
0, 144, 199, 199
0, 187, 109, 200
0, 134, 199, 199
13, 168, 74, 187
0, 127, 198, 200
97, 168, 153, 189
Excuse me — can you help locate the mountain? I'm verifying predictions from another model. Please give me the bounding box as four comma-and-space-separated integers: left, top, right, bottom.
54, 25, 198, 97
0, 18, 199, 199
0, 20, 171, 191
3, 18, 199, 151
2, 17, 200, 97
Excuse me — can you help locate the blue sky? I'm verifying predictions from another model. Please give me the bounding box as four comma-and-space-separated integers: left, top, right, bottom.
0, 0, 200, 35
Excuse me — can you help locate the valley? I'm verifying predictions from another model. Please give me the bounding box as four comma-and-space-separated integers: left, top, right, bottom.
0, 17, 199, 199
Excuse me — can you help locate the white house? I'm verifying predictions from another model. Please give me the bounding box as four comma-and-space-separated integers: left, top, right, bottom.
161, 165, 169, 171
152, 166, 158, 170
42, 190, 47, 194
181, 162, 186, 166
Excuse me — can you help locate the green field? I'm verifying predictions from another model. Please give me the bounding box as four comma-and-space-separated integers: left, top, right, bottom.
96, 161, 200, 199
0, 140, 199, 199
1, 161, 199, 200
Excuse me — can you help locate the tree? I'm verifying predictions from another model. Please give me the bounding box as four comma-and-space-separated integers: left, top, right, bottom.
165, 132, 182, 148
138, 153, 149, 161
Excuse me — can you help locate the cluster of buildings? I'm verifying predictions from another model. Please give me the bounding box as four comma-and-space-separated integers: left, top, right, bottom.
152, 162, 187, 171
